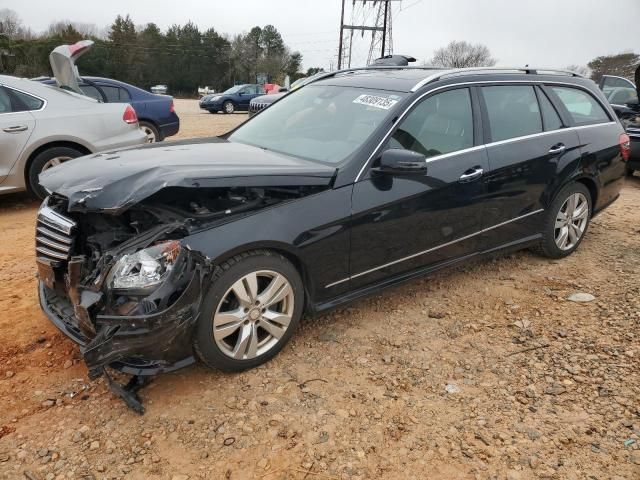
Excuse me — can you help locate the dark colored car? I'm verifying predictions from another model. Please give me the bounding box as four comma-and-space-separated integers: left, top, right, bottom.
41, 76, 180, 143
248, 91, 286, 117
200, 84, 266, 114
36, 65, 627, 410
601, 68, 640, 175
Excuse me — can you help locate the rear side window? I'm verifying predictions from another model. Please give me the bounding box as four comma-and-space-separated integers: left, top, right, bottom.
388, 88, 473, 158
80, 84, 103, 101
0, 87, 12, 113
482, 86, 542, 142
537, 89, 563, 131
4, 87, 44, 112
100, 85, 130, 102
550, 86, 610, 126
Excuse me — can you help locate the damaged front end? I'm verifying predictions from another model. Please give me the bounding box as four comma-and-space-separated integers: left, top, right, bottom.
35, 183, 326, 412
36, 194, 207, 411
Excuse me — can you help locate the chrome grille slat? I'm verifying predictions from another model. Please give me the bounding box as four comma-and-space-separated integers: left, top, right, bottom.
36, 246, 69, 260
37, 235, 71, 253
35, 198, 76, 263
37, 226, 72, 245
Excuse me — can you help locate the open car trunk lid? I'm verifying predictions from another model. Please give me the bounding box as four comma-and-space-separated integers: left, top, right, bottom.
49, 40, 94, 95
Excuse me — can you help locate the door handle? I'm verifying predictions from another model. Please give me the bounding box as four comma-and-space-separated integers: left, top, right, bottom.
459, 167, 484, 183
3, 125, 28, 133
548, 143, 566, 156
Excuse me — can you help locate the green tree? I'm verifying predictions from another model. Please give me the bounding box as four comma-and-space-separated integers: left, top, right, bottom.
588, 53, 639, 83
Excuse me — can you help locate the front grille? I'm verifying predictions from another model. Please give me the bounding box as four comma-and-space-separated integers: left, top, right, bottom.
249, 102, 269, 113
36, 199, 76, 262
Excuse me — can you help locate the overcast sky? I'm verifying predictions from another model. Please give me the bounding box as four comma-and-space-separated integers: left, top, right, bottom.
5, 0, 640, 70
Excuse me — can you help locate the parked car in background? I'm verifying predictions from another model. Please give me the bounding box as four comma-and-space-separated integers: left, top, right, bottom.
601, 68, 640, 175
36, 66, 626, 410
198, 86, 216, 97
41, 76, 180, 143
199, 84, 265, 113
151, 85, 168, 95
0, 75, 146, 198
40, 40, 179, 143
248, 76, 315, 117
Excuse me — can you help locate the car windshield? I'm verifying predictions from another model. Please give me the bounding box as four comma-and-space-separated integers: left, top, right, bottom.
228, 85, 405, 164
224, 85, 244, 94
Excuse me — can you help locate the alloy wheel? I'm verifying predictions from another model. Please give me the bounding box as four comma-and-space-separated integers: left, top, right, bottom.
213, 270, 294, 360
554, 192, 589, 251
141, 126, 156, 143
224, 102, 234, 114
41, 156, 72, 171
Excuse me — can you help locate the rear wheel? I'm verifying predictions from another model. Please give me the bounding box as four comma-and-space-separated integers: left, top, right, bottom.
223, 101, 235, 114
28, 146, 85, 199
139, 121, 160, 143
534, 182, 592, 258
194, 250, 303, 372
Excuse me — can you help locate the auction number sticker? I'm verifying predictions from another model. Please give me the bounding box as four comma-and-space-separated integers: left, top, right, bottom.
353, 94, 398, 110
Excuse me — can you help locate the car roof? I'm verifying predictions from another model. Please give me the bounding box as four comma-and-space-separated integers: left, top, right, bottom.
310, 66, 588, 93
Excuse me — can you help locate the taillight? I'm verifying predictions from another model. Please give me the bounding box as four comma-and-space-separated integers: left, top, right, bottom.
169, 100, 175, 113
123, 105, 138, 124
620, 133, 631, 162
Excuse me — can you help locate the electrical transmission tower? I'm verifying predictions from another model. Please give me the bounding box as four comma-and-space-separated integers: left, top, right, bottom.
337, 0, 401, 69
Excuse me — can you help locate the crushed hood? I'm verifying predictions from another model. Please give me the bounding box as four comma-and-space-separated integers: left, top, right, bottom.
50, 40, 93, 95
39, 138, 337, 213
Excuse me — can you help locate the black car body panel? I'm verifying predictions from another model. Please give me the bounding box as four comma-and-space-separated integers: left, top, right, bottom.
36, 66, 626, 386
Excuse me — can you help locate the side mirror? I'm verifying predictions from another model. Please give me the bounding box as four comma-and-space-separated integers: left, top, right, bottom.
372, 149, 428, 175
278, 87, 289, 93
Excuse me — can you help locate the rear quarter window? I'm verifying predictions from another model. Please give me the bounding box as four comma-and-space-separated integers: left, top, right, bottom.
6, 87, 44, 111
550, 86, 610, 126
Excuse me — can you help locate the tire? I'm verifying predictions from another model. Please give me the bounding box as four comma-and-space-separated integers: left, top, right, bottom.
222, 101, 235, 114
534, 182, 592, 259
139, 121, 160, 143
28, 146, 85, 199
194, 250, 304, 372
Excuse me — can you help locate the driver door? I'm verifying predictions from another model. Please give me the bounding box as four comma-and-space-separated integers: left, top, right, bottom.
348, 87, 490, 289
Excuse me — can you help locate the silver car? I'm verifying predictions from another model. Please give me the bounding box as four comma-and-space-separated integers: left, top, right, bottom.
0, 41, 146, 198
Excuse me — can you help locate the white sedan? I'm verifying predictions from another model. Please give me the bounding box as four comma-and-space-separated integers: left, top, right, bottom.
0, 42, 146, 198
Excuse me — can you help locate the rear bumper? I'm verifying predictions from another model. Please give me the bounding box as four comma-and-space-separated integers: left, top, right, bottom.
38, 271, 201, 377
159, 120, 180, 139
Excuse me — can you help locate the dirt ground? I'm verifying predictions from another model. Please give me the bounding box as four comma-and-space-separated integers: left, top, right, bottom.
0, 100, 639, 480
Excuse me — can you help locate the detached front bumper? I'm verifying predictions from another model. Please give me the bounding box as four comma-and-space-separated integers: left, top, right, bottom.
38, 270, 202, 377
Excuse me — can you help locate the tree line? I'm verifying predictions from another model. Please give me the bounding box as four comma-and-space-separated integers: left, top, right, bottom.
429, 41, 639, 83
0, 10, 311, 96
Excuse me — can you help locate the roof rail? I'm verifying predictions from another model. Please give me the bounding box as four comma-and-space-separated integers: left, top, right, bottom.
411, 67, 585, 92
305, 65, 443, 86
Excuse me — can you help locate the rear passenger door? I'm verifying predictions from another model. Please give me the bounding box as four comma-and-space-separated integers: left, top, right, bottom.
478, 84, 581, 249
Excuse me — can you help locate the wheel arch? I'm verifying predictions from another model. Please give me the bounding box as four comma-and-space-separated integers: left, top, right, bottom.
198, 241, 315, 312
574, 176, 598, 211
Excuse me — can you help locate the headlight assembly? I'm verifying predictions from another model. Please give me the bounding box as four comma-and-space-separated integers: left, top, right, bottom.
111, 240, 181, 291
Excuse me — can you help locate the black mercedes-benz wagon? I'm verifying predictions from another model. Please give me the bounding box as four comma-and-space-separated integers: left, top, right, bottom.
36, 66, 628, 409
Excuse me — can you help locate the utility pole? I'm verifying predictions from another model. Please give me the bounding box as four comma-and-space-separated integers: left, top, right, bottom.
381, 0, 389, 58
337, 0, 346, 69
337, 0, 400, 69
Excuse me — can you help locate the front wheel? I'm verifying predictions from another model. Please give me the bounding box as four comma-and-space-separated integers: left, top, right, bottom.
194, 250, 304, 372
222, 101, 235, 114
534, 182, 592, 258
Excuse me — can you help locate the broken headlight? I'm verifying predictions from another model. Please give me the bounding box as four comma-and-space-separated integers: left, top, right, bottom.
111, 240, 181, 290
